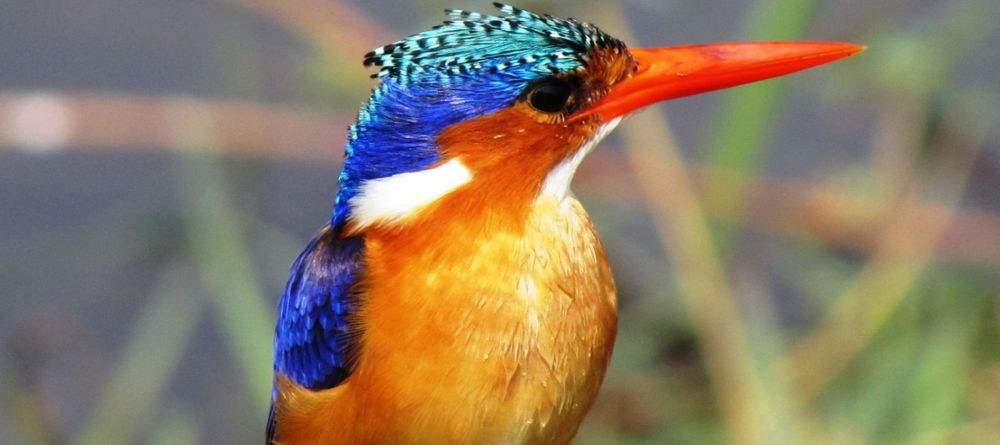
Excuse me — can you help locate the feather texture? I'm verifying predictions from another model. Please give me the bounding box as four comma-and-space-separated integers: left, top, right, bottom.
332, 3, 626, 227
273, 194, 617, 445
269, 227, 364, 443
271, 3, 633, 443
363, 3, 624, 84
273, 228, 363, 390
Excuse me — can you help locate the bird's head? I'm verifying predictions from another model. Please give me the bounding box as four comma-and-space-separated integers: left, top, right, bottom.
333, 3, 862, 232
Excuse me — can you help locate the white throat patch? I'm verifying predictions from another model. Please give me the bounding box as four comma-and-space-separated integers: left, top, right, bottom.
348, 157, 473, 229
540, 117, 622, 200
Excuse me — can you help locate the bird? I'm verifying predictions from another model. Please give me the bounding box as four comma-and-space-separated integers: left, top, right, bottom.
267, 3, 862, 444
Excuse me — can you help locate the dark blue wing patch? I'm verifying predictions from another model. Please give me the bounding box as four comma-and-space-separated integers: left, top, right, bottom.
274, 225, 364, 389
268, 225, 364, 443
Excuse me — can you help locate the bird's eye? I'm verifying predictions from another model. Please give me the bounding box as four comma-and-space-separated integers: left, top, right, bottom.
527, 78, 574, 113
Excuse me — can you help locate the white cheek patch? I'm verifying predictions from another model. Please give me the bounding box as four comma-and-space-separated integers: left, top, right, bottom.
349, 157, 473, 229
540, 117, 622, 200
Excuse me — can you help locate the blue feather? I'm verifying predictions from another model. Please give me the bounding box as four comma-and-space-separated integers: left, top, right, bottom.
332, 74, 530, 226
270, 226, 362, 443
273, 226, 364, 390
330, 3, 625, 227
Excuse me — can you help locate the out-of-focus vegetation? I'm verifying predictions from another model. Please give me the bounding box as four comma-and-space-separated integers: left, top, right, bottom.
1, 1, 997, 444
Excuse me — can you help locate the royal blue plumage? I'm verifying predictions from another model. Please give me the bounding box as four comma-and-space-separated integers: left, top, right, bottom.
330, 3, 622, 227
273, 227, 364, 389
269, 226, 364, 442
333, 74, 531, 226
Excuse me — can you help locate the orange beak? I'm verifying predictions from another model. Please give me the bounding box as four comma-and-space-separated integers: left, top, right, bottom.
570, 41, 865, 123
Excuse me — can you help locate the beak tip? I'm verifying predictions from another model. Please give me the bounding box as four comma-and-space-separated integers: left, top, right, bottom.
841, 42, 867, 56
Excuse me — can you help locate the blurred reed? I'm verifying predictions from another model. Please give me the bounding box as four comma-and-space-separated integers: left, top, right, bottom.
1, 1, 996, 444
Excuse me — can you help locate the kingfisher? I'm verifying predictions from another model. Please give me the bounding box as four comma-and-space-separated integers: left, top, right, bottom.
268, 3, 861, 444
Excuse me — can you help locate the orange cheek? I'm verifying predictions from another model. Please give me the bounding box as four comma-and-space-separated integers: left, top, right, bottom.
436, 107, 597, 196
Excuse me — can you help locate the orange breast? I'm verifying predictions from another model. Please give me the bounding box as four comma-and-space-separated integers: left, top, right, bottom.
273, 194, 617, 444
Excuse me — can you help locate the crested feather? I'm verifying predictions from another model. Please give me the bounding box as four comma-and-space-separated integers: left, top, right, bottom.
363, 3, 624, 84
332, 3, 626, 227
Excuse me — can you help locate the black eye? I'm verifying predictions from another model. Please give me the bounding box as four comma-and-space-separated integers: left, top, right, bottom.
527, 78, 574, 113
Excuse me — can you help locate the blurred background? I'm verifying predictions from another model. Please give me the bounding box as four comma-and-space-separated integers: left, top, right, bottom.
1, 0, 997, 444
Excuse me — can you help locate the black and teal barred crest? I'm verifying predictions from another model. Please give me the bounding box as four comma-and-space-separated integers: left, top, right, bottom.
363, 3, 626, 85
331, 3, 628, 227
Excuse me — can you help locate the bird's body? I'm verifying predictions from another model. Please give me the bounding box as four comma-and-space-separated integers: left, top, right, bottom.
271, 88, 628, 445
275, 194, 615, 444
268, 4, 862, 444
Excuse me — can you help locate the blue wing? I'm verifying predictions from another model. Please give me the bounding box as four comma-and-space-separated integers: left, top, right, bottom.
268, 225, 365, 443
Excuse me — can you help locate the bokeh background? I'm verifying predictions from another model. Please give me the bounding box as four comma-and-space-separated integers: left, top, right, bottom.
2, 0, 998, 444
